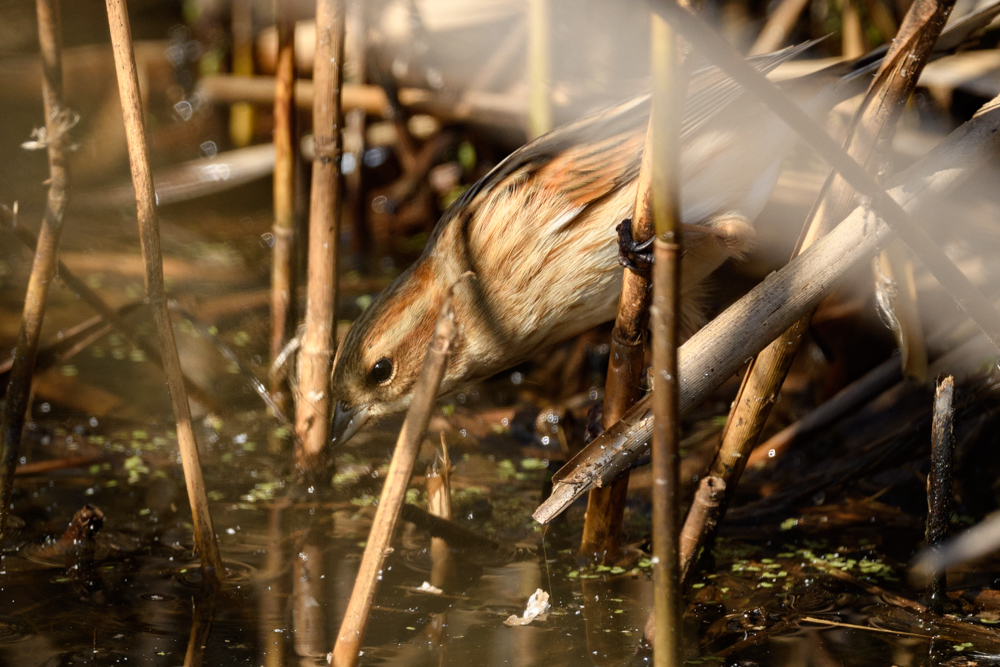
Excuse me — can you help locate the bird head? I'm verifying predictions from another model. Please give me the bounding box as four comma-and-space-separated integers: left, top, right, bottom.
329, 258, 461, 446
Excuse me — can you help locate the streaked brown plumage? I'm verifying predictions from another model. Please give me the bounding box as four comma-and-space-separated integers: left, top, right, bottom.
327, 42, 855, 445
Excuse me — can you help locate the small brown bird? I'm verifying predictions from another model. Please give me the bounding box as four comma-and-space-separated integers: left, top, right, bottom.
327, 41, 842, 445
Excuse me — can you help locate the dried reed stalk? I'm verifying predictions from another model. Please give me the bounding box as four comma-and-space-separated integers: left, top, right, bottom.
105, 0, 222, 585
648, 10, 685, 665
0, 0, 72, 539
533, 95, 1000, 523
296, 0, 346, 472
332, 299, 456, 667
270, 0, 297, 423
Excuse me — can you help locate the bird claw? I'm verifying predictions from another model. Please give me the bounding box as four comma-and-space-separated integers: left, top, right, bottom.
616, 219, 654, 274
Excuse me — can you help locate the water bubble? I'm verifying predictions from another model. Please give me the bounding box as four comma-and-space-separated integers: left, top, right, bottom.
200, 140, 218, 158
173, 100, 193, 121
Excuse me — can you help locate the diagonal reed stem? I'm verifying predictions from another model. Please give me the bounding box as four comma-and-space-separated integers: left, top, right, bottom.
104, 0, 223, 586
0, 0, 72, 540
332, 299, 456, 667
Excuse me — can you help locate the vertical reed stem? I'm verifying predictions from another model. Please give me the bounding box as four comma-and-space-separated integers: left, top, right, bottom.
0, 0, 70, 539
105, 0, 223, 586
332, 300, 456, 667
296, 0, 346, 472
649, 9, 684, 666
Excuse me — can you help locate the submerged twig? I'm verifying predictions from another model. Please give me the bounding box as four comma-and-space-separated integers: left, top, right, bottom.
0, 0, 72, 540
332, 299, 456, 667
296, 0, 346, 473
104, 0, 222, 586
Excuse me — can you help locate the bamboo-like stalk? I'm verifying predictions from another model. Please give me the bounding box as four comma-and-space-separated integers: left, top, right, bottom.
648, 10, 684, 666
104, 0, 223, 585
578, 112, 654, 563
296, 0, 346, 472
331, 299, 456, 667
270, 0, 297, 427
0, 0, 71, 540
528, 0, 552, 139
533, 96, 1000, 523
926, 373, 955, 613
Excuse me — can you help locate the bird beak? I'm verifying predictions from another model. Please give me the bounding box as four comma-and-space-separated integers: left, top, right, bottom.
331, 401, 369, 446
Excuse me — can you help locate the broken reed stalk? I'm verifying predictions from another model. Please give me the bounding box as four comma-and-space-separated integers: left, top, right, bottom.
578, 101, 656, 563
679, 0, 956, 583
649, 10, 684, 666
926, 374, 955, 613
104, 0, 223, 585
527, 0, 551, 138
0, 0, 71, 540
652, 0, 1000, 353
427, 435, 452, 589
533, 96, 1000, 523
296, 0, 345, 472
332, 300, 456, 667
269, 0, 297, 419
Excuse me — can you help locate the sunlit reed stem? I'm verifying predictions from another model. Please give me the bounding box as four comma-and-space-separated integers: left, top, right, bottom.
0, 0, 71, 540
332, 299, 456, 667
104, 0, 223, 586
649, 9, 684, 666
296, 0, 346, 472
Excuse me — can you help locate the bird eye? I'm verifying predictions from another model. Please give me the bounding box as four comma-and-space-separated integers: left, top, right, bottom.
370, 357, 394, 385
